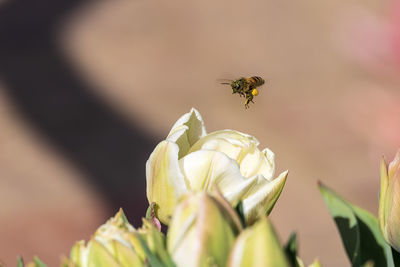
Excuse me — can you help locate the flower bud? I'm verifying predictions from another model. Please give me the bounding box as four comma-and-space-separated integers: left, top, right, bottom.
167, 192, 242, 267
227, 216, 289, 267
68, 209, 145, 266
379, 149, 400, 252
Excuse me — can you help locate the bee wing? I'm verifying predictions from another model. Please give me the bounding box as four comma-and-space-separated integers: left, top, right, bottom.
216, 78, 233, 85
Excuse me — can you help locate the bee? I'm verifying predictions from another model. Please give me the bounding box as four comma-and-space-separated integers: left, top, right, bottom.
220, 76, 265, 108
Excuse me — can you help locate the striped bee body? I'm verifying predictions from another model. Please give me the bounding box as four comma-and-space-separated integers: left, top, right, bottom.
247, 76, 265, 91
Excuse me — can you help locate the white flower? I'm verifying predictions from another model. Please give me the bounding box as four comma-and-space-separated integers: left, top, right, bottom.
146, 108, 288, 225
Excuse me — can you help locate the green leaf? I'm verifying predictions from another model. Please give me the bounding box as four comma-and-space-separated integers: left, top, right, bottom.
284, 232, 298, 267
319, 183, 392, 267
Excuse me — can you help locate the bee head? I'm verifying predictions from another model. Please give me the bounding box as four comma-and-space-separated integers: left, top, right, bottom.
231, 81, 241, 93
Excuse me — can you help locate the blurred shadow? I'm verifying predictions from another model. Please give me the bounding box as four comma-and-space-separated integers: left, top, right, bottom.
0, 0, 156, 226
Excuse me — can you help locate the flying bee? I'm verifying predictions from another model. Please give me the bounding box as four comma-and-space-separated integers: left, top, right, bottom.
220, 76, 265, 108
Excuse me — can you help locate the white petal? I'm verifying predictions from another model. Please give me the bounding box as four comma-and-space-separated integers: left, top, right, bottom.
179, 150, 256, 204
189, 130, 259, 155
189, 130, 275, 180
242, 171, 288, 225
167, 125, 191, 159
263, 148, 276, 176
196, 138, 243, 161
188, 130, 259, 167
167, 108, 206, 158
223, 176, 258, 205
240, 148, 275, 180
146, 141, 188, 224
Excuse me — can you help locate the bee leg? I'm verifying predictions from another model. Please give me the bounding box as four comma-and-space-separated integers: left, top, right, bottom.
244, 98, 250, 109
245, 94, 253, 108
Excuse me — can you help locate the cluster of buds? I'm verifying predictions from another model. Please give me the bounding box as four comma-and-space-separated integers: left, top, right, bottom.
63, 193, 323, 267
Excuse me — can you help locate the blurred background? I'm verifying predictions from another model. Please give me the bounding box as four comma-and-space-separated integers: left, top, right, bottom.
0, 0, 399, 265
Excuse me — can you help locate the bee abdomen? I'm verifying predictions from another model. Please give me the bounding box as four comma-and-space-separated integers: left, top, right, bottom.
249, 76, 265, 87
